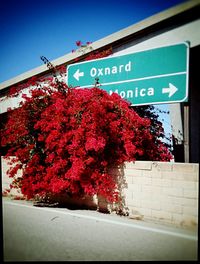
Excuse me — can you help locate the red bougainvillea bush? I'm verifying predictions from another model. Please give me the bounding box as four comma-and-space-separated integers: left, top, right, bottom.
1, 80, 172, 204
1, 42, 172, 206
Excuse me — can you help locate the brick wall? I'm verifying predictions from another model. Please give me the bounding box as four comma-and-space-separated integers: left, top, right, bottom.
123, 161, 199, 228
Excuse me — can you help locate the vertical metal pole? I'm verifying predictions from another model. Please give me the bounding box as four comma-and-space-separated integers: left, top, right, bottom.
0, 156, 2, 187
184, 105, 189, 163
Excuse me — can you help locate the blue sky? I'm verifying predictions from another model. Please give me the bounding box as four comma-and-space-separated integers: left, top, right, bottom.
0, 0, 186, 83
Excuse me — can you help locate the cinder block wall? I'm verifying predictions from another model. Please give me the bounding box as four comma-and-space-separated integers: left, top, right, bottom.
1, 157, 23, 197
1, 157, 199, 228
123, 161, 199, 228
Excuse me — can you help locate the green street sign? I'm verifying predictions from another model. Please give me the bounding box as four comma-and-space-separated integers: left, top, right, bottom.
67, 42, 189, 106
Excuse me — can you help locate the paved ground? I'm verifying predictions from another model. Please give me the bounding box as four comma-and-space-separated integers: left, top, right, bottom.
2, 197, 198, 261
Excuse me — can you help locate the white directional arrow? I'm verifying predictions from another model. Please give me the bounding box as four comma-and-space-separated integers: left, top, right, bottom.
162, 83, 178, 98
73, 69, 84, 81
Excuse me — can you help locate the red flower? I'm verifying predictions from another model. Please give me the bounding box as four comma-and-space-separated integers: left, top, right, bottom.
76, 40, 82, 47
